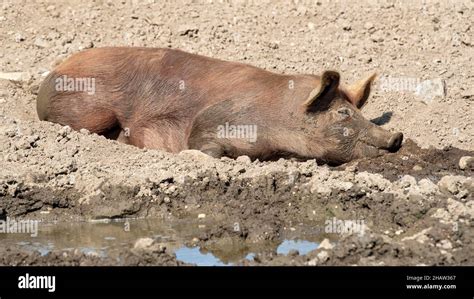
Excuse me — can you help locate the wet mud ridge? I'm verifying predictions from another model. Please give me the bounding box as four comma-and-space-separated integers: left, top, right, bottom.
339, 139, 473, 182
0, 116, 472, 266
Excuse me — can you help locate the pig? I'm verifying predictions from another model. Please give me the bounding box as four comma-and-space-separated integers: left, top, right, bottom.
37, 47, 403, 165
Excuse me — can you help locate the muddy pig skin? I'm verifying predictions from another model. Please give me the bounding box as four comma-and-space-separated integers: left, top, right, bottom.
37, 47, 403, 165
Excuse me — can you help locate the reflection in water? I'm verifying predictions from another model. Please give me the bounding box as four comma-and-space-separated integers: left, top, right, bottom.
245, 253, 256, 261
276, 240, 319, 256
17, 242, 53, 256
175, 247, 227, 266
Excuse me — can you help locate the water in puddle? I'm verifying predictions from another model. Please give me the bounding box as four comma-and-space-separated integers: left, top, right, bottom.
276, 240, 319, 256
175, 247, 227, 266
0, 218, 325, 265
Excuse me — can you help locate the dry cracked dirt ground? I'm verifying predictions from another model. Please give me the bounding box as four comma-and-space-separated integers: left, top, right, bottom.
0, 0, 473, 266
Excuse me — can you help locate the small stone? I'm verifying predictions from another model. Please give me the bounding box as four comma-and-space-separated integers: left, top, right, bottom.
364, 22, 374, 30
33, 37, 50, 48
438, 175, 472, 199
27, 134, 40, 144
319, 238, 334, 250
79, 41, 94, 50
236, 155, 251, 164
84, 250, 100, 257
399, 175, 417, 188
58, 125, 72, 137
14, 33, 25, 42
459, 156, 473, 170
370, 33, 384, 42
447, 198, 472, 218
268, 41, 279, 49
177, 25, 198, 37
336, 181, 353, 191
345, 162, 358, 173
133, 237, 166, 253
0, 72, 30, 82
133, 237, 154, 250
413, 165, 423, 171
288, 249, 299, 257
461, 35, 471, 46
418, 178, 438, 195
342, 23, 351, 31
316, 250, 329, 262
307, 258, 318, 266
437, 239, 453, 250
79, 128, 90, 135
307, 22, 315, 30
197, 213, 206, 219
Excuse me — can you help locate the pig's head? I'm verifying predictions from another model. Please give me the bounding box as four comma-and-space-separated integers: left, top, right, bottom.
294, 71, 403, 165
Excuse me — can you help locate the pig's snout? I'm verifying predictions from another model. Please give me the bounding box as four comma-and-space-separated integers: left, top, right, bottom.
387, 132, 403, 152
363, 125, 404, 152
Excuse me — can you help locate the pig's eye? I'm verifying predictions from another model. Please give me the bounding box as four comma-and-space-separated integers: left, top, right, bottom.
337, 107, 353, 118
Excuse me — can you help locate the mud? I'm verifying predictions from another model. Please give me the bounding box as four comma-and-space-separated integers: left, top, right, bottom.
340, 139, 474, 182
0, 0, 473, 266
0, 246, 186, 266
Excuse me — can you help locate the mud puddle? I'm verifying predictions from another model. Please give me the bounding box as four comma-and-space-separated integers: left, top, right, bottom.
175, 240, 320, 266
0, 218, 323, 266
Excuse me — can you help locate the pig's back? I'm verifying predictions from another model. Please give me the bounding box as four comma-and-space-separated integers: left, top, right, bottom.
37, 47, 293, 149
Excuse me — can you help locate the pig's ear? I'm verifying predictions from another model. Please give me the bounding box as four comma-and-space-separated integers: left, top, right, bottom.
342, 73, 376, 109
303, 70, 340, 111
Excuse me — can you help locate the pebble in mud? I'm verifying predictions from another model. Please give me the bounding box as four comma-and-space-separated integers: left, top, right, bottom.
79, 128, 90, 135
319, 239, 334, 250
133, 238, 166, 253
437, 176, 473, 199
316, 251, 329, 262
236, 155, 252, 164
459, 156, 473, 170
398, 175, 417, 188
417, 178, 438, 196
